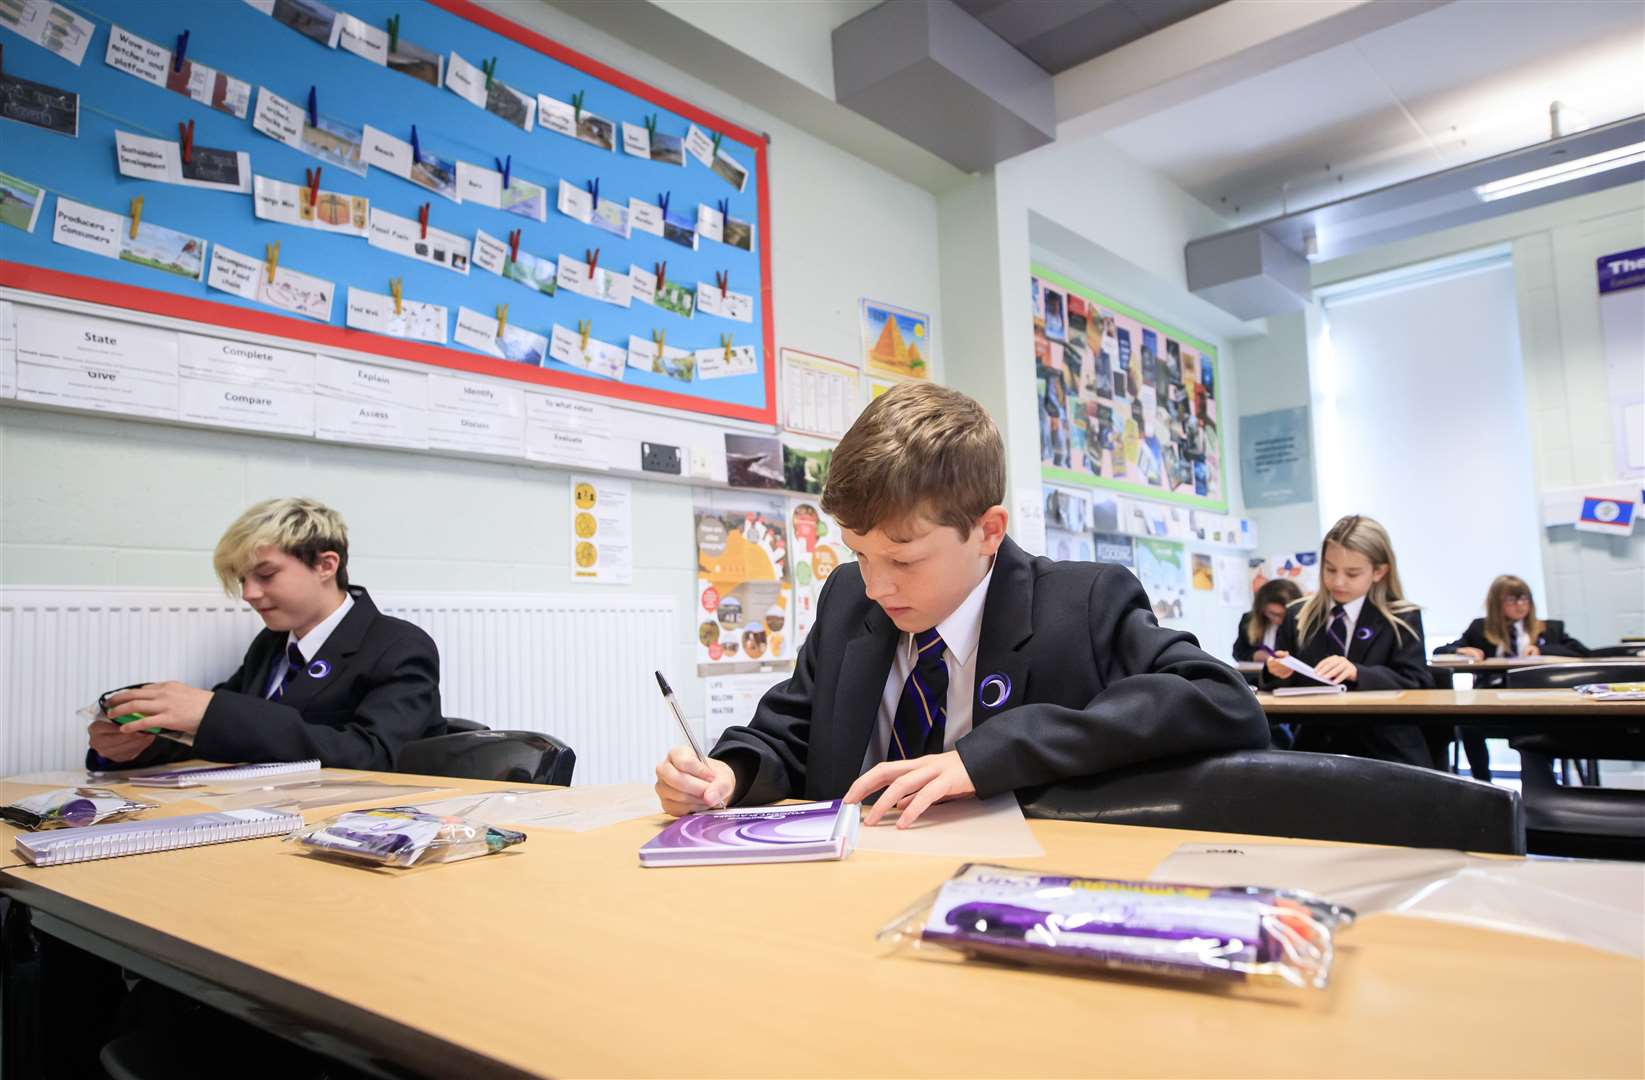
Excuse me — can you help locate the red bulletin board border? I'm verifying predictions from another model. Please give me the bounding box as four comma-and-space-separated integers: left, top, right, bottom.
2, 0, 777, 426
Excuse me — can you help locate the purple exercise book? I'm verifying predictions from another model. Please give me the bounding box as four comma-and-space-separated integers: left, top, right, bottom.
638, 800, 861, 867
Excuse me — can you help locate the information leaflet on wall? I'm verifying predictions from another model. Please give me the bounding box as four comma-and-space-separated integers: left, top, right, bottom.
427, 373, 524, 457
703, 671, 789, 746
0, 301, 15, 399
570, 475, 633, 584
524, 391, 611, 471
177, 333, 314, 436
14, 308, 178, 419
780, 348, 858, 440
313, 355, 428, 449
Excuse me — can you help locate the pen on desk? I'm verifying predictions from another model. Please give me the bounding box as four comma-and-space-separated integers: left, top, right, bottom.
655, 670, 726, 809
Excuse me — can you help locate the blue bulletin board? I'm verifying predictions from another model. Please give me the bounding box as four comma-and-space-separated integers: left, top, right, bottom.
0, 0, 776, 422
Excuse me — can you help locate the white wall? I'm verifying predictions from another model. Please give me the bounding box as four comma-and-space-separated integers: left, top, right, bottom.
0, 0, 947, 723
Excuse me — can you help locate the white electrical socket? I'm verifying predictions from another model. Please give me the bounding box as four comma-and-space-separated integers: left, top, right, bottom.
689, 446, 714, 478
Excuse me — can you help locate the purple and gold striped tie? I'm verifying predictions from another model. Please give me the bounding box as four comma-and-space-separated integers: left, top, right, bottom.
889, 629, 948, 761
1327, 604, 1349, 655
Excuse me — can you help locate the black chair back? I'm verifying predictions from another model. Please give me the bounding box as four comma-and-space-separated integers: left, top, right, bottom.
1585, 645, 1645, 658
397, 730, 576, 786
1503, 663, 1645, 688
1020, 749, 1524, 855
442, 716, 490, 733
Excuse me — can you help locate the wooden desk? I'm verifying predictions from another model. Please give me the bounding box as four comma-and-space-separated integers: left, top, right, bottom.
1430, 655, 1644, 673
1258, 689, 1645, 718
4, 791, 1640, 1078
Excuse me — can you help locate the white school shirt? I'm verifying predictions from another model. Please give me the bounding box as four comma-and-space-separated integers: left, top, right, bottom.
861, 564, 994, 770
1496, 619, 1527, 658
1262, 622, 1279, 650
263, 593, 355, 697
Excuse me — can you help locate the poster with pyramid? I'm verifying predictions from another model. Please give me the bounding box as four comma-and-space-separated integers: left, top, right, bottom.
859, 299, 932, 380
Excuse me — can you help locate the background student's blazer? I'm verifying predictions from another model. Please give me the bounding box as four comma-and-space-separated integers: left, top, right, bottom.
1434, 618, 1591, 657
1231, 612, 1272, 663
711, 537, 1271, 806
94, 587, 444, 772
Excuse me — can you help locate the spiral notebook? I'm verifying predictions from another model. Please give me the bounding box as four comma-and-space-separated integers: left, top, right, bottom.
14, 808, 303, 866
114, 761, 324, 789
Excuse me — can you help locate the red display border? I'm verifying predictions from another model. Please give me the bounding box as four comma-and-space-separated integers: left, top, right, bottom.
0, 0, 776, 424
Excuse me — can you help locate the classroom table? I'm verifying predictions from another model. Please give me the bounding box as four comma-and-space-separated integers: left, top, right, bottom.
1429, 654, 1645, 672
3, 775, 1641, 1079
0, 778, 225, 871
1257, 688, 1645, 719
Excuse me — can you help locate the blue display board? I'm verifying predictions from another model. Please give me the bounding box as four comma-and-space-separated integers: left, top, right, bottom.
0, 0, 775, 422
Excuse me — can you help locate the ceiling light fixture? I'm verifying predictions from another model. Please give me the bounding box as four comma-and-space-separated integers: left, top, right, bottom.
1473, 141, 1645, 202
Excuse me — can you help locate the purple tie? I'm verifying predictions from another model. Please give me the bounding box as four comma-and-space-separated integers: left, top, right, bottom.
889, 629, 948, 761
269, 642, 306, 702
1327, 604, 1349, 655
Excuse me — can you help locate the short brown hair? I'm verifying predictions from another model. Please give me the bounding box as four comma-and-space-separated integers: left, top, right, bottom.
821, 383, 1005, 538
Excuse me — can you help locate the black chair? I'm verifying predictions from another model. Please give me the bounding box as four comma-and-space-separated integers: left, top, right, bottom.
443, 716, 490, 733
1586, 645, 1645, 658
1020, 749, 1524, 855
1502, 664, 1645, 860
397, 730, 576, 786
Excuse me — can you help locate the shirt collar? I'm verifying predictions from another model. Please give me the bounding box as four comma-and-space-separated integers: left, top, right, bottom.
1338, 595, 1367, 623
288, 591, 354, 662
916, 561, 994, 668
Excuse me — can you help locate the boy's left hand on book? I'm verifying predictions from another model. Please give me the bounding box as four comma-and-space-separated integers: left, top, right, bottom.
100, 682, 213, 735
1311, 656, 1357, 684
844, 751, 975, 829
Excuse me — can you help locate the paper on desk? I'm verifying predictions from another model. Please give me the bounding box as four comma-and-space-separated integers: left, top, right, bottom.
1278, 654, 1335, 684
410, 782, 661, 832
4, 770, 100, 787
1151, 842, 1645, 958
855, 794, 1044, 859
196, 779, 450, 812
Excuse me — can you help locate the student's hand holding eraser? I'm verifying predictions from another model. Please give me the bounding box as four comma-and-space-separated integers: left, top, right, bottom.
655, 745, 736, 816
844, 750, 975, 829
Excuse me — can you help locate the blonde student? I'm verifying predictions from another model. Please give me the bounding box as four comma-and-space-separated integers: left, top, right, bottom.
1233, 578, 1304, 663
655, 383, 1270, 825
1261, 514, 1434, 766
1436, 575, 1590, 659
87, 498, 444, 770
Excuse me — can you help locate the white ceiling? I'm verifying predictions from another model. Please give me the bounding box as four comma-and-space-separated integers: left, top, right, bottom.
1101, 0, 1645, 224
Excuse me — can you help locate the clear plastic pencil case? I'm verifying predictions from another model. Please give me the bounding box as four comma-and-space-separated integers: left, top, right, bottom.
0, 788, 156, 830
879, 863, 1354, 990
288, 806, 527, 868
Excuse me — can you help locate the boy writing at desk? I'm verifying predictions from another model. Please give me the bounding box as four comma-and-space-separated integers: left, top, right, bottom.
656, 384, 1268, 824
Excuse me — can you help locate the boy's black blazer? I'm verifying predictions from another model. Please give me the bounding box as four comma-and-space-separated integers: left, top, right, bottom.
1260, 600, 1434, 766
94, 587, 444, 771
711, 537, 1270, 805
1434, 618, 1589, 658
1231, 613, 1275, 663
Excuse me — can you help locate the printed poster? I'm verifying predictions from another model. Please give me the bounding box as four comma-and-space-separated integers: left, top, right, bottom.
695, 495, 791, 674
859, 299, 931, 381
570, 476, 633, 584
1034, 265, 1224, 510
787, 499, 852, 648
1135, 538, 1186, 623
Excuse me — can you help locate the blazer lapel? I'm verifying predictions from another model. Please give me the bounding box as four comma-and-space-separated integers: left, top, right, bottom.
275, 588, 375, 712
244, 630, 286, 699
973, 538, 1035, 727
824, 605, 900, 793
1347, 604, 1383, 664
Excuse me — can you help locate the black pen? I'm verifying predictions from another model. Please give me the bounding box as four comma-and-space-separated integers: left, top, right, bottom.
655, 671, 725, 808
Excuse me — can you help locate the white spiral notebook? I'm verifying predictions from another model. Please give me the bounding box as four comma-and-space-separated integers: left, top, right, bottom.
113, 760, 323, 789
14, 808, 303, 866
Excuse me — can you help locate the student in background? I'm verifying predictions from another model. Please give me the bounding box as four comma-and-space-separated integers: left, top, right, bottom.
1233, 578, 1305, 662
1436, 575, 1590, 659
1435, 574, 1588, 781
1263, 514, 1434, 766
654, 383, 1270, 823
86, 498, 444, 771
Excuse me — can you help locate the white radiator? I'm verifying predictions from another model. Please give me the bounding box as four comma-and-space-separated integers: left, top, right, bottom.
0, 588, 677, 784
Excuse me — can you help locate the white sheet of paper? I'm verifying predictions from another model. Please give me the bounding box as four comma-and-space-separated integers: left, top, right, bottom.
626, 197, 664, 238
367, 207, 471, 275
697, 284, 754, 323
336, 14, 388, 65
456, 161, 502, 208
15, 307, 178, 419
251, 87, 305, 149
696, 203, 724, 244
536, 94, 576, 138
695, 344, 758, 380
0, 301, 16, 398
52, 197, 121, 258
452, 306, 503, 357
360, 124, 414, 178
105, 25, 169, 86
855, 794, 1045, 859
1279, 654, 1337, 684
1150, 842, 1645, 959
205, 243, 262, 299
468, 230, 505, 277
625, 334, 691, 380
627, 264, 659, 306
251, 175, 367, 238
554, 257, 598, 299
177, 333, 314, 436
569, 474, 633, 583
314, 355, 429, 449
427, 373, 525, 456
115, 130, 252, 193
256, 262, 336, 323
413, 783, 659, 832
683, 124, 715, 167
6, 0, 93, 65
556, 179, 593, 224
781, 348, 859, 440
444, 51, 489, 107
525, 391, 611, 469
345, 287, 448, 344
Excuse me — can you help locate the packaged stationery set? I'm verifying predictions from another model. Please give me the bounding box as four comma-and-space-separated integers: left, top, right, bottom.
878, 863, 1355, 990
638, 800, 859, 867
0, 788, 156, 830
288, 807, 527, 867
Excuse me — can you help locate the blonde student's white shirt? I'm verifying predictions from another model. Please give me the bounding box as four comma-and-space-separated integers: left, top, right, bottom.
1262, 622, 1279, 651
862, 564, 994, 770
1328, 595, 1366, 651
1496, 619, 1527, 657
263, 593, 355, 698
